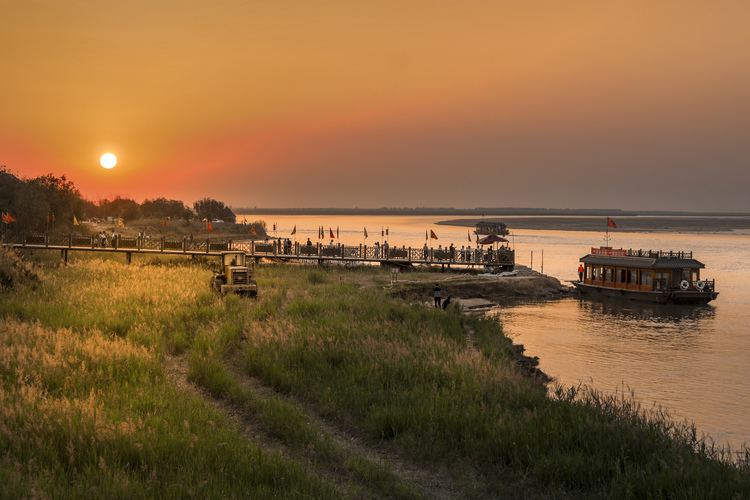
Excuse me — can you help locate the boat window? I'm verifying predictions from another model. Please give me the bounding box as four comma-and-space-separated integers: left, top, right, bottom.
617, 269, 627, 284
629, 270, 638, 284
604, 268, 614, 282
640, 270, 652, 287
592, 267, 602, 280
585, 266, 592, 279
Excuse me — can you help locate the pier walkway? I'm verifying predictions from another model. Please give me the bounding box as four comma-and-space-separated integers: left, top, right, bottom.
2, 233, 515, 269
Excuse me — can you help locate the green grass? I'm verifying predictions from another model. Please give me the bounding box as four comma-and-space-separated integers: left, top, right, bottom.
1, 248, 749, 498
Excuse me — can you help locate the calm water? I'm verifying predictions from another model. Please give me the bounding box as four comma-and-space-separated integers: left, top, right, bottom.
239, 213, 750, 450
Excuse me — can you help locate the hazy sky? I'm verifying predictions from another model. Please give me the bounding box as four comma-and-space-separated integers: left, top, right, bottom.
2, 1, 749, 212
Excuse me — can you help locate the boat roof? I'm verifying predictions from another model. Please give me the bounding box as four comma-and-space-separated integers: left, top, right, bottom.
580, 254, 705, 269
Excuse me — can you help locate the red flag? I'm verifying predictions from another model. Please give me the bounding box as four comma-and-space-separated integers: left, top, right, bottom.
7, 213, 17, 223
329, 228, 335, 239
207, 221, 215, 231
249, 225, 256, 234
337, 226, 339, 239
607, 217, 617, 228
291, 225, 296, 235
468, 230, 471, 242
430, 230, 438, 240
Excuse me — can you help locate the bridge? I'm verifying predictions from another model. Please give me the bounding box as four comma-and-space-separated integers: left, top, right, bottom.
2, 233, 515, 270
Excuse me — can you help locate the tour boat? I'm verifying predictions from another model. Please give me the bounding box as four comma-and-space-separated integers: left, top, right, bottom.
474, 220, 508, 236
573, 247, 718, 305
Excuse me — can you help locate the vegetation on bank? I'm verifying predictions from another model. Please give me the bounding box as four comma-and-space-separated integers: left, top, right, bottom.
0, 246, 748, 498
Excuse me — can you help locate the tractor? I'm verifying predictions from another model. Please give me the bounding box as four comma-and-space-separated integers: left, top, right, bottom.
211, 250, 257, 297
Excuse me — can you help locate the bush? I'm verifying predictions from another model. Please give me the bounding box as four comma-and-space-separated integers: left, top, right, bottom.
0, 245, 40, 291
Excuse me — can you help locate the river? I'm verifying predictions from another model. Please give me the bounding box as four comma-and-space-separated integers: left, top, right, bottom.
238, 212, 750, 451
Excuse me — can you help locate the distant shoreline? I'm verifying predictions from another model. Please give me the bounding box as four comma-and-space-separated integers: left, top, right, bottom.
234, 207, 750, 218
437, 216, 750, 233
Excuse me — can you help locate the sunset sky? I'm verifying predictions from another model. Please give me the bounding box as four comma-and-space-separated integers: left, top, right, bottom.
2, 1, 749, 212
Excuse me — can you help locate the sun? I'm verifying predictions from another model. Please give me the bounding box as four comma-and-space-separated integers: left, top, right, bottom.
100, 153, 117, 169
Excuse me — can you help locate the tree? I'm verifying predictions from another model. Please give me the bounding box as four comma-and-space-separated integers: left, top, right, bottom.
193, 198, 226, 221
14, 173, 86, 232
141, 197, 190, 220
94, 196, 141, 224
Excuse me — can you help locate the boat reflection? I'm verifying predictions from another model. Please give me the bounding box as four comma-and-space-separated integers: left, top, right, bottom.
574, 298, 717, 349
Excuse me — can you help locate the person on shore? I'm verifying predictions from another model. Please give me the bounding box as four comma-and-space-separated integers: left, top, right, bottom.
433, 283, 442, 308
578, 264, 584, 281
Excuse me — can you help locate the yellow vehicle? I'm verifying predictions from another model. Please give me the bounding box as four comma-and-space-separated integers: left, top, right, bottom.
211, 251, 257, 297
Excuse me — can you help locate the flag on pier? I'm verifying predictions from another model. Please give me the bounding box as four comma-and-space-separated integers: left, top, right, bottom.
329, 228, 335, 239
468, 230, 471, 242
74, 216, 79, 226
118, 218, 125, 227
2, 212, 17, 224
430, 230, 438, 240
364, 227, 368, 238
291, 225, 296, 235
607, 217, 617, 228
207, 221, 215, 231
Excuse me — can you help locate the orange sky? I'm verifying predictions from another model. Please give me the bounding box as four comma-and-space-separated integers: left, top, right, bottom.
2, 1, 750, 211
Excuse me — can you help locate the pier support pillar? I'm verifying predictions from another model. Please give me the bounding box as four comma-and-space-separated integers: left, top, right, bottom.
125, 252, 132, 265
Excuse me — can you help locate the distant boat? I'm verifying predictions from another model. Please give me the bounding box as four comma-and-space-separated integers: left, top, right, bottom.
474, 220, 508, 236
572, 247, 718, 305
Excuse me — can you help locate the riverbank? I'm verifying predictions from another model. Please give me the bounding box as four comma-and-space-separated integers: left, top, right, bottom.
1, 249, 748, 498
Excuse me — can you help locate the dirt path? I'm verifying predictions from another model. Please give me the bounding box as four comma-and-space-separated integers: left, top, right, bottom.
164, 351, 469, 499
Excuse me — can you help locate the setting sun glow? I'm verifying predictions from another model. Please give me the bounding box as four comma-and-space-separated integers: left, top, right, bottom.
100, 153, 117, 169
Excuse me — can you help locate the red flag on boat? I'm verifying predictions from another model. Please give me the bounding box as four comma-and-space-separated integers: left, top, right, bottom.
607, 217, 617, 228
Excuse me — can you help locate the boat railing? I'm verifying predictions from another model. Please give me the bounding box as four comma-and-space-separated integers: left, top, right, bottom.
599, 248, 694, 259
656, 278, 716, 292
629, 249, 693, 259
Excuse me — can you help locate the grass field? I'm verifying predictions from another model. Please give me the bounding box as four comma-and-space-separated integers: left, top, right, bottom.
1, 247, 748, 499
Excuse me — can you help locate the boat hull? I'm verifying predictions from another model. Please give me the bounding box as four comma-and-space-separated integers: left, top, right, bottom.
572, 282, 718, 305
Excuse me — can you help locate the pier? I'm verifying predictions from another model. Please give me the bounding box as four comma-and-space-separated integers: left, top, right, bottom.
2, 233, 515, 270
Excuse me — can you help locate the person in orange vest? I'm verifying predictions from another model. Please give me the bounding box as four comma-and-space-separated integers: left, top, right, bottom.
578, 264, 584, 281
